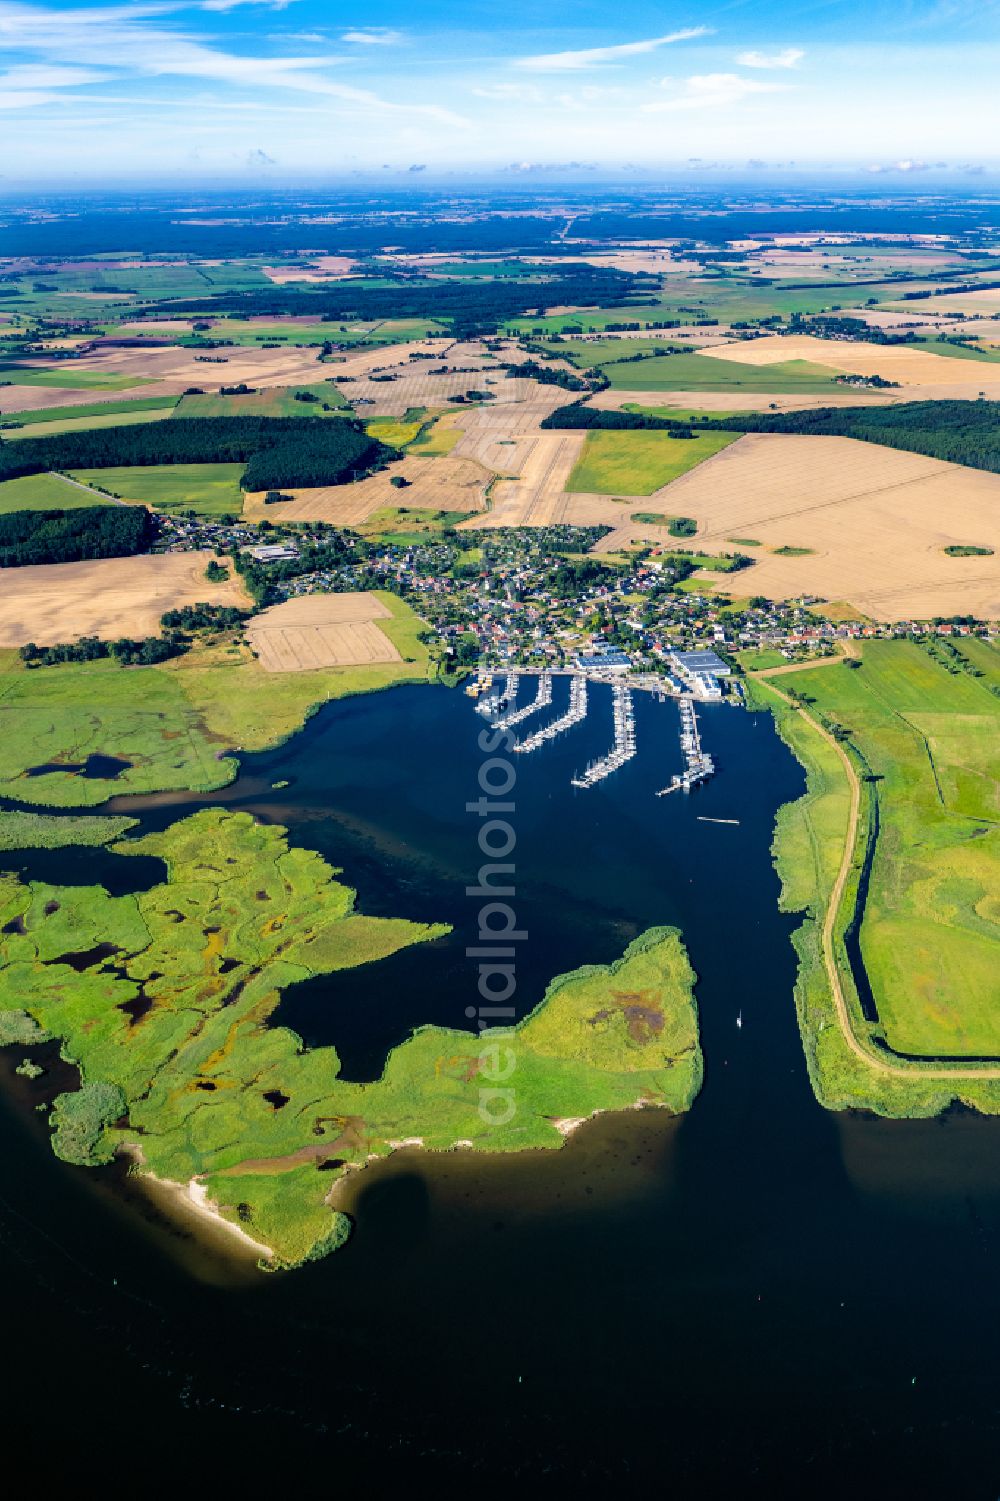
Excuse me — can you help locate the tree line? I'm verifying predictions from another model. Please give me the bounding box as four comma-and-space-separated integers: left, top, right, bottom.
149, 266, 657, 339
0, 504, 153, 567
542, 398, 1000, 475
0, 415, 391, 493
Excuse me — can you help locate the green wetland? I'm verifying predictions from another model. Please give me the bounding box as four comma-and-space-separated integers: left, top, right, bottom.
1, 680, 999, 1490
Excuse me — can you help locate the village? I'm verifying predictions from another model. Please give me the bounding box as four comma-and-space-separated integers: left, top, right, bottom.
155, 510, 996, 691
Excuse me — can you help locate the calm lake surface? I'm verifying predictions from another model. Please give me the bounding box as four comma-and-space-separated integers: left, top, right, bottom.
1, 680, 998, 1491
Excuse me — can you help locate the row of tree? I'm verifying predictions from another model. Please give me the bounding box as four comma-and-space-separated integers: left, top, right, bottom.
0, 415, 390, 492
0, 504, 153, 567
151, 265, 657, 339
542, 398, 1000, 475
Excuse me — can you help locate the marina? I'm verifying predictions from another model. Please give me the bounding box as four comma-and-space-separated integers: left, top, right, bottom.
495, 671, 553, 730
476, 670, 519, 719
512, 674, 588, 753
658, 697, 716, 796
571, 680, 637, 789
482, 671, 720, 797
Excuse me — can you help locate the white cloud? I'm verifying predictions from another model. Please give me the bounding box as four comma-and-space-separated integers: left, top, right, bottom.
644, 73, 791, 111
737, 47, 804, 69
515, 28, 709, 72
868, 158, 930, 173
471, 81, 543, 103
0, 85, 57, 105
340, 28, 404, 46
0, 2, 465, 123
0, 62, 108, 86
201, 1, 296, 12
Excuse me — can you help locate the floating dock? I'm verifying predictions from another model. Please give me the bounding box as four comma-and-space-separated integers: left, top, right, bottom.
496, 672, 552, 730
656, 697, 715, 796
476, 670, 519, 719
571, 681, 636, 789
513, 675, 588, 753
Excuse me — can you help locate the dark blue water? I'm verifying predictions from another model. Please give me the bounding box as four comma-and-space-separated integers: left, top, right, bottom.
1, 680, 998, 1492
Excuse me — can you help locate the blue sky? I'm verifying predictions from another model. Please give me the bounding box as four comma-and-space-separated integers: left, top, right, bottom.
2, 1, 999, 182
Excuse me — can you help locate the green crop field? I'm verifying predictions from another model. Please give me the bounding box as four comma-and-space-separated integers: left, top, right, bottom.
912, 338, 1000, 364
409, 415, 461, 455
750, 641, 1000, 1117
2, 396, 179, 427
549, 341, 845, 393
567, 429, 738, 494
0, 471, 112, 512
0, 811, 699, 1267
70, 462, 245, 517
5, 406, 178, 440
0, 365, 152, 390
174, 382, 348, 419
623, 404, 752, 423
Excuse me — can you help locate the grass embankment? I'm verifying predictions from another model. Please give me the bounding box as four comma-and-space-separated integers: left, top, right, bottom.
70, 462, 245, 518
0, 812, 699, 1266
0, 591, 434, 809
0, 472, 113, 513
748, 640, 1000, 1117
567, 429, 738, 495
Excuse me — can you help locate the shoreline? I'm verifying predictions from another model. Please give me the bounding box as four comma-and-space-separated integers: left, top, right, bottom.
121, 1146, 274, 1264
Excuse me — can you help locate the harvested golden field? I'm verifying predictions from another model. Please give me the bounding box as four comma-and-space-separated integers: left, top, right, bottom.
589, 388, 890, 415
243, 453, 490, 524
887, 289, 1000, 317
246, 593, 401, 672
460, 433, 594, 528
262, 256, 356, 283
0, 383, 139, 414
699, 334, 1000, 396
62, 343, 342, 393
0, 552, 249, 647
657, 433, 1000, 620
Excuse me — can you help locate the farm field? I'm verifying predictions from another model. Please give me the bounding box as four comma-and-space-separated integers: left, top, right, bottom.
5, 406, 177, 440
0, 365, 152, 390
699, 334, 1000, 396
911, 338, 1000, 364
0, 595, 433, 810
780, 642, 1000, 1058
567, 429, 738, 495
656, 433, 1000, 619
0, 551, 248, 648
2, 395, 180, 427
174, 382, 348, 417
550, 343, 847, 393
243, 453, 489, 524
408, 413, 462, 455
246, 593, 403, 672
0, 471, 112, 513
70, 462, 244, 517
887, 289, 1000, 317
